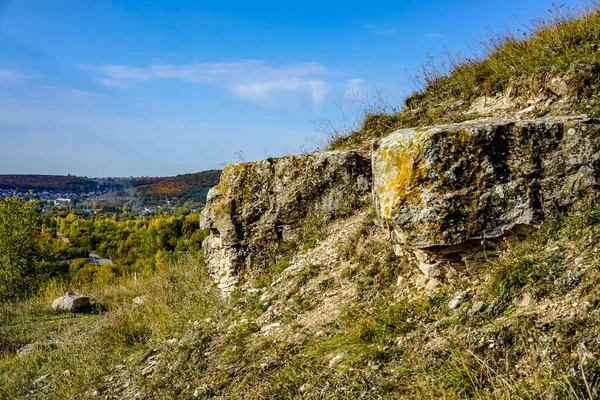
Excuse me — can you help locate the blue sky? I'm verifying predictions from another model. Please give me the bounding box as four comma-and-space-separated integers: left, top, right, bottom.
0, 0, 581, 177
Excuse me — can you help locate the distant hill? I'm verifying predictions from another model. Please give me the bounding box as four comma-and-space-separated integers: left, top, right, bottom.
136, 170, 222, 203
0, 175, 98, 193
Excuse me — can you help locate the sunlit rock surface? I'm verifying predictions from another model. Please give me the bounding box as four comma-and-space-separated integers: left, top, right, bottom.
200, 151, 371, 292
372, 117, 600, 275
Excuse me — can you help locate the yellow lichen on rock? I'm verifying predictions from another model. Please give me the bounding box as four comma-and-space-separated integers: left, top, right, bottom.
373, 117, 600, 250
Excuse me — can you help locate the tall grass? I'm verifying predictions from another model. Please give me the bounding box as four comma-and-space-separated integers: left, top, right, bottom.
329, 2, 600, 151
0, 253, 226, 399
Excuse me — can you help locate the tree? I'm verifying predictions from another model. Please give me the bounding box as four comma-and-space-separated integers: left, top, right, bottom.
0, 196, 41, 299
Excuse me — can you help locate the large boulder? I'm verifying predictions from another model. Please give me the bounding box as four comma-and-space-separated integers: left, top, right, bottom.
372, 117, 600, 276
200, 151, 371, 292
51, 291, 90, 312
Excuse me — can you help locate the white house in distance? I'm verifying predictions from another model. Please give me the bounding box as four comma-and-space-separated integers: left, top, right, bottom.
54, 198, 71, 206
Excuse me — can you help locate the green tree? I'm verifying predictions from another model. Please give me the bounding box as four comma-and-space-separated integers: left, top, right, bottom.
0, 196, 41, 299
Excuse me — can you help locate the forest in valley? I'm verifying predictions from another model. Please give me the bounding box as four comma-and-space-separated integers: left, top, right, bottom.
0, 195, 207, 300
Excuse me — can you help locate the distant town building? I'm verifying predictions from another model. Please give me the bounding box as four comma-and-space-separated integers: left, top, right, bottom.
54, 198, 72, 206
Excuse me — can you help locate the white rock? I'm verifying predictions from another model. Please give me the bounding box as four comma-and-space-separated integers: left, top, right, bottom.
517, 105, 536, 115
132, 296, 148, 305
328, 353, 346, 368
448, 292, 463, 310
200, 151, 371, 294
17, 343, 36, 357
578, 342, 594, 362
33, 374, 50, 385
260, 322, 281, 335
114, 364, 125, 372
51, 291, 90, 312
513, 292, 534, 308
470, 301, 485, 315
425, 278, 441, 295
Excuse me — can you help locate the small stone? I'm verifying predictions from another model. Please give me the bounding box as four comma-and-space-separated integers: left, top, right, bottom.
448, 292, 463, 310
33, 374, 50, 385
470, 301, 485, 315
260, 322, 282, 335
51, 291, 90, 312
578, 342, 594, 362
114, 364, 125, 372
17, 343, 36, 357
328, 353, 346, 368
299, 383, 311, 392
513, 292, 534, 308
193, 386, 209, 398
425, 278, 441, 295
132, 296, 148, 305
517, 105, 536, 115
62, 369, 72, 377
419, 262, 441, 278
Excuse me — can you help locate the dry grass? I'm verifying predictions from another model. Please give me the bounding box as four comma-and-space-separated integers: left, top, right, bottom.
4, 195, 600, 398
329, 2, 600, 152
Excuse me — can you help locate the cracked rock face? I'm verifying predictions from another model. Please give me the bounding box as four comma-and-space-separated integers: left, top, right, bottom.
200, 151, 371, 293
372, 117, 600, 274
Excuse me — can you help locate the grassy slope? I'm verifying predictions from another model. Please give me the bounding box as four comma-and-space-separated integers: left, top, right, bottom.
2, 197, 600, 399
330, 5, 600, 152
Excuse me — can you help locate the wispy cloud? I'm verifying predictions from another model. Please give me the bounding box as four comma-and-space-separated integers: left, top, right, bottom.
45, 86, 95, 97
0, 68, 34, 82
82, 60, 330, 107
345, 78, 365, 96
364, 24, 398, 36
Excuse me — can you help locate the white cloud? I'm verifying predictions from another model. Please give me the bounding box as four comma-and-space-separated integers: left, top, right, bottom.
0, 68, 32, 82
364, 24, 398, 36
345, 78, 365, 96
83, 60, 330, 107
45, 86, 95, 97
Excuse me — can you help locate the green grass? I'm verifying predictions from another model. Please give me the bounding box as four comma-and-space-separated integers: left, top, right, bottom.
486, 194, 600, 313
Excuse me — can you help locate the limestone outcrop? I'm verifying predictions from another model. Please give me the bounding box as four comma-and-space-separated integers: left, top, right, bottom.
201, 116, 600, 292
372, 116, 600, 276
200, 151, 371, 292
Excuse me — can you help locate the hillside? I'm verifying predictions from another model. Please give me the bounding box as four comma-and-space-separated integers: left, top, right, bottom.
330, 4, 600, 152
135, 170, 222, 203
0, 174, 98, 193
3, 5, 600, 400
